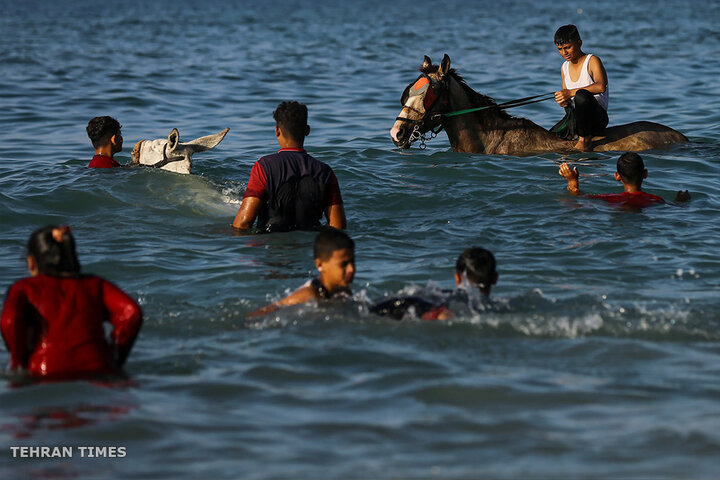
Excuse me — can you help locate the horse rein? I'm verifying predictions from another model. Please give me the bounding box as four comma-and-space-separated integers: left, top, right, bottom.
149, 143, 184, 169
397, 74, 556, 148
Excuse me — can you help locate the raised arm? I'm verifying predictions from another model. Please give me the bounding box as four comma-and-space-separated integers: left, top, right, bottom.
559, 162, 581, 195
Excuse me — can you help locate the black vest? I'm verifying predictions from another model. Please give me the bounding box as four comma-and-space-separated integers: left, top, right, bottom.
255, 150, 335, 233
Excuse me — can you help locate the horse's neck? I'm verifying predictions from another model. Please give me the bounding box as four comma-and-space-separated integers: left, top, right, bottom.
443, 78, 564, 154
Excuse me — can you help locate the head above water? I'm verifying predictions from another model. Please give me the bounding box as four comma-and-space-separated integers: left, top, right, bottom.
455, 247, 497, 294
554, 24, 581, 46
87, 116, 122, 150
26, 225, 81, 277
616, 152, 647, 187
274, 101, 309, 145
313, 228, 355, 291
314, 228, 354, 261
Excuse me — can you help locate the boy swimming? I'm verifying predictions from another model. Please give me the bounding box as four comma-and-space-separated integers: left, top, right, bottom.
558, 152, 690, 207
247, 228, 355, 317
370, 247, 498, 321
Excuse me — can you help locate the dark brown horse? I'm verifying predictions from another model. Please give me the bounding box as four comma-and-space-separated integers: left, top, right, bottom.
390, 55, 688, 155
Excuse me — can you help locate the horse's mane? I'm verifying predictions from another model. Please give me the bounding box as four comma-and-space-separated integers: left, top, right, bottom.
420, 64, 535, 130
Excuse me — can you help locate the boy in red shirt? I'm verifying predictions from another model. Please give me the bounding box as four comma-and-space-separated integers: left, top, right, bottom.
559, 152, 690, 207
87, 116, 123, 168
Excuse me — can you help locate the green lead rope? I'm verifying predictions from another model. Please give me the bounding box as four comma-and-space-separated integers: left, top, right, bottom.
438, 92, 556, 119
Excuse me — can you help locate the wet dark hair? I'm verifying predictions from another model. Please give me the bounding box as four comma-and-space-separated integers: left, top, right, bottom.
273, 101, 308, 143
313, 228, 354, 261
455, 247, 496, 288
616, 152, 645, 186
27, 225, 81, 276
554, 24, 581, 45
86, 116, 121, 149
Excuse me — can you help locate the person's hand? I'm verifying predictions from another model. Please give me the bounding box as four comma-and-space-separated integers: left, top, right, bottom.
675, 190, 691, 202
554, 89, 572, 107
559, 162, 579, 181
559, 162, 580, 194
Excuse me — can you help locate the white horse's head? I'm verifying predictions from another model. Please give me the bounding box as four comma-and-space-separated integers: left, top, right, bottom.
131, 128, 229, 174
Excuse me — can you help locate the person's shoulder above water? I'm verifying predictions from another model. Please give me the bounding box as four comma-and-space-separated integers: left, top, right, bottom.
89, 154, 121, 168
87, 116, 123, 168
586, 191, 664, 208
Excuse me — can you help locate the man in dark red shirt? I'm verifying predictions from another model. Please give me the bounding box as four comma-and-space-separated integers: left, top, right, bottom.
559, 152, 690, 207
233, 101, 346, 232
87, 116, 123, 168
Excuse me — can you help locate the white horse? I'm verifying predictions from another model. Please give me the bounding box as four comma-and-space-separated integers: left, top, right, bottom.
131, 128, 229, 174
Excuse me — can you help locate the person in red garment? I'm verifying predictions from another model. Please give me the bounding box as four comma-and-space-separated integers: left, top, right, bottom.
1, 226, 142, 378
87, 116, 123, 168
559, 152, 691, 207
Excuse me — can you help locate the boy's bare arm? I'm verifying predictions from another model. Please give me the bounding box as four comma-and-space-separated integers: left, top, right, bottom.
246, 284, 318, 318
233, 197, 262, 230
559, 163, 581, 195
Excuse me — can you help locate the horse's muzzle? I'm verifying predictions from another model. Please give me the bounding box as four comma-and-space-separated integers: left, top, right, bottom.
390, 124, 412, 149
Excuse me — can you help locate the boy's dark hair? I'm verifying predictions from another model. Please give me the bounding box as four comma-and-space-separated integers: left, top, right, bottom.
616, 152, 645, 186
314, 228, 354, 261
87, 116, 121, 149
27, 225, 81, 276
554, 24, 581, 45
273, 101, 308, 142
456, 247, 496, 288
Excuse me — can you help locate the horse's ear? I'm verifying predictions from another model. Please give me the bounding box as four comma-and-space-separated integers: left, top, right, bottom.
439, 54, 451, 77
422, 55, 432, 70
167, 128, 180, 152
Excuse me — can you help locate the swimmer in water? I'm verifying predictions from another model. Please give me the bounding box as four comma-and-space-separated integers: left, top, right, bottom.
1, 226, 143, 378
371, 247, 498, 321
559, 152, 691, 207
247, 228, 355, 317
87, 116, 124, 168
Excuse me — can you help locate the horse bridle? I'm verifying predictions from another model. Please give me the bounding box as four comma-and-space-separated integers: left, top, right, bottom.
396, 74, 448, 148
146, 143, 185, 169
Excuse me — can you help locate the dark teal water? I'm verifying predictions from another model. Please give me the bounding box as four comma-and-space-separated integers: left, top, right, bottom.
1, 0, 720, 478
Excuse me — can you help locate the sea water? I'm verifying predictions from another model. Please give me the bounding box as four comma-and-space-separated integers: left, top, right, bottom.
1, 0, 719, 478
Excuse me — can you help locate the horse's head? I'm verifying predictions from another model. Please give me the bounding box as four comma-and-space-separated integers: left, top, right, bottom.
390, 54, 452, 149
131, 127, 229, 174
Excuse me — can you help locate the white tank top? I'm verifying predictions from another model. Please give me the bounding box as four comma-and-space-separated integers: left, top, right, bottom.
562, 54, 609, 111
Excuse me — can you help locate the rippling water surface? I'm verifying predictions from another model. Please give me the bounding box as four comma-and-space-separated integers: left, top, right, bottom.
1, 0, 720, 478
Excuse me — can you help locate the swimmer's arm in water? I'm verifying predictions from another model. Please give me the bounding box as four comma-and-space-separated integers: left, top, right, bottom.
246, 283, 319, 318
559, 162, 581, 195
233, 197, 262, 230
325, 204, 347, 230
